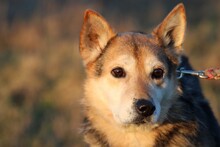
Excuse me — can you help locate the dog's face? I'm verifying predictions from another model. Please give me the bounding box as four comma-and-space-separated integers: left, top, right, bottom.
80, 4, 186, 126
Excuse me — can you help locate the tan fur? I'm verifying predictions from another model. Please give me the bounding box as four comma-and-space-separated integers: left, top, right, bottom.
153, 3, 186, 64
80, 9, 115, 65
155, 4, 186, 47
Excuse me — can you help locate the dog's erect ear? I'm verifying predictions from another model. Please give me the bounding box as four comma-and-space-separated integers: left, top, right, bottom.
79, 10, 115, 65
154, 3, 186, 62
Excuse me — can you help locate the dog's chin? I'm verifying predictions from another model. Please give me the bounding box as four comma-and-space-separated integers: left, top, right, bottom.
132, 115, 155, 125
116, 115, 155, 126
116, 116, 159, 131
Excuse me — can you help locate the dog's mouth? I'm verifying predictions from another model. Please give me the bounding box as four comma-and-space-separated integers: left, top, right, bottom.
133, 115, 153, 125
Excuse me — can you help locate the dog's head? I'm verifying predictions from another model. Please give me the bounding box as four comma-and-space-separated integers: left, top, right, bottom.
80, 4, 186, 126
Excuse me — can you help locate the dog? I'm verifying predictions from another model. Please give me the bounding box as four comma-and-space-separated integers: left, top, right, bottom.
79, 3, 220, 147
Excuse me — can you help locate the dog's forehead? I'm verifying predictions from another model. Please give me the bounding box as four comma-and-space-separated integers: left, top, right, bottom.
105, 32, 162, 59
117, 32, 158, 43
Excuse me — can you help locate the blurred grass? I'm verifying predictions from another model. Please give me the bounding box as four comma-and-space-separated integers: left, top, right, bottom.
0, 0, 219, 146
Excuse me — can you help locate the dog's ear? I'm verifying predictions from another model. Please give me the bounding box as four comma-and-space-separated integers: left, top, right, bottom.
154, 3, 186, 63
79, 9, 115, 65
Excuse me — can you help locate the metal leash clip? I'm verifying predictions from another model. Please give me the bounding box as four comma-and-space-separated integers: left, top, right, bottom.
176, 68, 208, 79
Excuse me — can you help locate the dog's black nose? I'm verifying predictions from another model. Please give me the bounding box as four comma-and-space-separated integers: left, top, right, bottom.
135, 99, 155, 117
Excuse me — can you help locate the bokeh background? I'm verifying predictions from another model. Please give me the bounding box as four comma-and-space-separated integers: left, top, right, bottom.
0, 0, 219, 146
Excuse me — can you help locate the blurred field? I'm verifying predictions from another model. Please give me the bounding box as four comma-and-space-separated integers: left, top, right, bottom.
0, 0, 219, 146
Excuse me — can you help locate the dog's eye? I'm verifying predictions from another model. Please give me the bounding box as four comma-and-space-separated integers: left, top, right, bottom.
111, 67, 126, 78
152, 68, 164, 79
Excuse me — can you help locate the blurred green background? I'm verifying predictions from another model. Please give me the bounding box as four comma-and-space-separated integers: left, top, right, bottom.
0, 0, 219, 146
